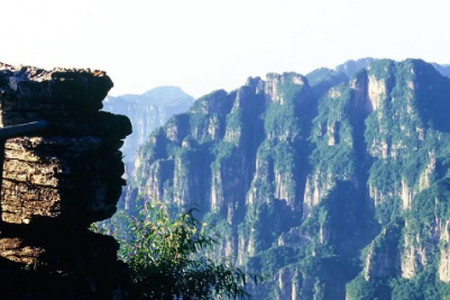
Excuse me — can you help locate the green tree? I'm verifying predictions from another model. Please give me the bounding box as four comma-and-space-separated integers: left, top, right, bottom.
93, 203, 250, 299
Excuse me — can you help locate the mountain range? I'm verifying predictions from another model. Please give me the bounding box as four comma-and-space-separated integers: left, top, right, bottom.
116, 59, 450, 299
103, 86, 194, 164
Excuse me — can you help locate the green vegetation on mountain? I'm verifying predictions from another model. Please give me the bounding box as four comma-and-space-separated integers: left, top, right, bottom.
127, 59, 450, 299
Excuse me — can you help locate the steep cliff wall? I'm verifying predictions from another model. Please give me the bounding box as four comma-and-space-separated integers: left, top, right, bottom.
0, 63, 131, 298
133, 59, 450, 299
102, 86, 193, 166
102, 87, 194, 211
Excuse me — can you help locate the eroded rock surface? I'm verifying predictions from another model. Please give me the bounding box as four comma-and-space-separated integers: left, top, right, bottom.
0, 63, 131, 298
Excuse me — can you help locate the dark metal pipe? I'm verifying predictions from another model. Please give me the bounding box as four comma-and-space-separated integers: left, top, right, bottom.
0, 120, 49, 139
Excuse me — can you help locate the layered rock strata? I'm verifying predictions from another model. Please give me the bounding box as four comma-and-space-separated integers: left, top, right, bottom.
0, 63, 131, 298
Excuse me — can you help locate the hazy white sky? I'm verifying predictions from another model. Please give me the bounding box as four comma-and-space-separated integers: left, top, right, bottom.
1, 0, 450, 98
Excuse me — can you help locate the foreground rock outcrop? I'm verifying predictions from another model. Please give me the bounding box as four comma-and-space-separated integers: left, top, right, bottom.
0, 63, 131, 298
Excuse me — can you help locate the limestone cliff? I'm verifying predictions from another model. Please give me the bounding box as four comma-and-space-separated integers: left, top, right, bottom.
132, 59, 450, 299
102, 87, 194, 212
0, 63, 131, 298
103, 87, 193, 163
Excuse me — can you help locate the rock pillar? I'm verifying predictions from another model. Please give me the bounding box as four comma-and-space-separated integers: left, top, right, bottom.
0, 63, 132, 298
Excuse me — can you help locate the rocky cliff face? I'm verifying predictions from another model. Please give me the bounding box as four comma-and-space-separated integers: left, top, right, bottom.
132, 59, 450, 299
0, 63, 131, 298
103, 86, 194, 164
103, 87, 194, 211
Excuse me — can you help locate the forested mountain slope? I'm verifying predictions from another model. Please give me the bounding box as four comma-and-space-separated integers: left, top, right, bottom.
131, 59, 450, 299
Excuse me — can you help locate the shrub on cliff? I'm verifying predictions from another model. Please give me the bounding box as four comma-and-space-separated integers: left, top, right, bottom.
93, 202, 250, 299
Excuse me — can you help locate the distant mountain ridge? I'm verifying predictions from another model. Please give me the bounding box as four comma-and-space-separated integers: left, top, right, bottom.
335, 57, 376, 77
103, 86, 194, 164
129, 58, 450, 299
108, 86, 193, 108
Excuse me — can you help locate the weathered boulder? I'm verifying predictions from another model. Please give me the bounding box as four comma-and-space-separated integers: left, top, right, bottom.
0, 63, 132, 298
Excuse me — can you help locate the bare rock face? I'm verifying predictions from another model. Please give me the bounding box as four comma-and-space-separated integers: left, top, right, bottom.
0, 63, 132, 298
